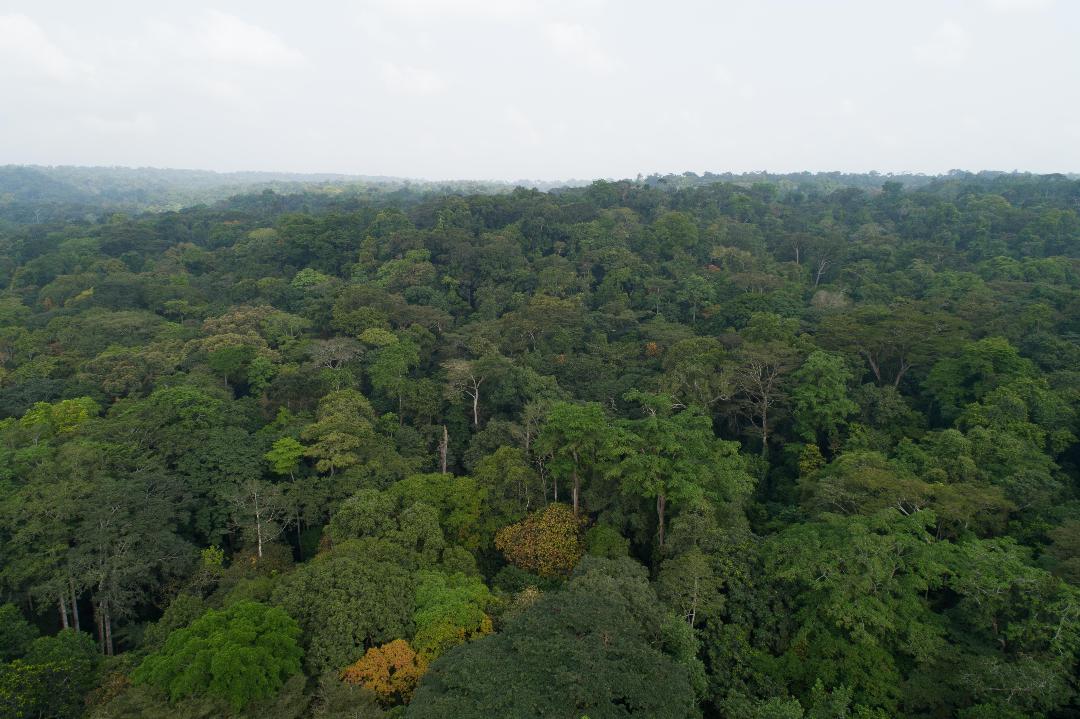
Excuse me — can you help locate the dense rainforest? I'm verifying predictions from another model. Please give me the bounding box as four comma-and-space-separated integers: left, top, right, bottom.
0, 171, 1079, 718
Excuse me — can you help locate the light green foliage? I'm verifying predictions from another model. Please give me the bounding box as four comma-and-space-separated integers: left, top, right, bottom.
207, 344, 256, 388
265, 437, 304, 477
740, 682, 887, 719
659, 337, 729, 409
302, 389, 378, 475
412, 571, 495, 660
246, 354, 276, 393
291, 268, 332, 289
612, 393, 752, 546
134, 601, 302, 710
471, 446, 542, 532
791, 351, 857, 445
762, 511, 949, 711
300, 389, 418, 489
328, 489, 397, 543
17, 396, 99, 442
365, 334, 420, 415
657, 547, 722, 628
819, 301, 963, 389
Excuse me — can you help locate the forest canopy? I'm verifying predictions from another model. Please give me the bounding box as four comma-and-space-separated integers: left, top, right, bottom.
0, 170, 1078, 718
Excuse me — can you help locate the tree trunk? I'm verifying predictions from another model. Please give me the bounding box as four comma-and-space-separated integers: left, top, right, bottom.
439, 425, 449, 474
572, 470, 580, 516
760, 402, 769, 459
296, 506, 303, 554
95, 603, 105, 653
862, 351, 882, 385
471, 388, 480, 427
254, 487, 264, 558
814, 259, 830, 287
893, 360, 911, 388
58, 596, 69, 630
571, 451, 580, 516
656, 493, 667, 548
104, 603, 113, 656
688, 573, 699, 627
69, 577, 80, 631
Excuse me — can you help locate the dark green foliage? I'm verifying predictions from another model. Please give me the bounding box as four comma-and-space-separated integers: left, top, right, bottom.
270, 541, 415, 674
0, 172, 1079, 718
408, 558, 699, 718
0, 629, 100, 719
0, 604, 37, 661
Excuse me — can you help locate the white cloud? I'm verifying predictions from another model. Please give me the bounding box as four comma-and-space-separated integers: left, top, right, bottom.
913, 20, 971, 67
985, 0, 1053, 12
0, 1, 1077, 178
543, 21, 617, 76
504, 106, 542, 145
379, 61, 446, 95
80, 111, 157, 136
0, 14, 84, 80
375, 0, 538, 21
197, 11, 306, 67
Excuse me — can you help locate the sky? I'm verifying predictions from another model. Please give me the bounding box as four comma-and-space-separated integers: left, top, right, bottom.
0, 0, 1077, 180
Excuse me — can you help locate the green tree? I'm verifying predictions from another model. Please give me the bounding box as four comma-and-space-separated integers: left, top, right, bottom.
924, 337, 1034, 423
761, 510, 949, 712
820, 301, 963, 389
364, 332, 420, 420
535, 401, 615, 516
134, 601, 303, 710
412, 571, 494, 661
935, 539, 1080, 716
271, 541, 415, 674
0, 629, 100, 719
408, 558, 698, 719
727, 339, 800, 458
613, 393, 751, 547
0, 605, 36, 662
790, 351, 857, 448
265, 437, 303, 480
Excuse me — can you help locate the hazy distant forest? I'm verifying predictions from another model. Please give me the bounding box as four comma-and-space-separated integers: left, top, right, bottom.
1, 166, 1079, 719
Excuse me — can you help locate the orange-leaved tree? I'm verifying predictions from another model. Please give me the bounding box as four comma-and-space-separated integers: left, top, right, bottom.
340, 639, 426, 705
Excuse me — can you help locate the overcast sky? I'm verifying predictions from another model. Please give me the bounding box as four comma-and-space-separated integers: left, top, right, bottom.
0, 0, 1076, 180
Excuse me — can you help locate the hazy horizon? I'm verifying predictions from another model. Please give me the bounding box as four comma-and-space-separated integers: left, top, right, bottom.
11, 162, 1063, 181
2, 1, 1078, 181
